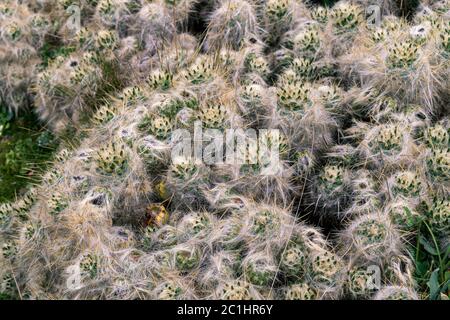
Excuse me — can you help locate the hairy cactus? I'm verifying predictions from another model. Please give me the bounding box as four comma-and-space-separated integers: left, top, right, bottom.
1, 0, 445, 301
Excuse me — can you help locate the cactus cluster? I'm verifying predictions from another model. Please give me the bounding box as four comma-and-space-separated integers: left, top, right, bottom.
0, 0, 449, 300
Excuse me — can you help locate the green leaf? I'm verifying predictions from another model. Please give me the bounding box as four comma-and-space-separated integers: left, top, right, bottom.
415, 260, 430, 277
427, 269, 440, 300
419, 236, 439, 256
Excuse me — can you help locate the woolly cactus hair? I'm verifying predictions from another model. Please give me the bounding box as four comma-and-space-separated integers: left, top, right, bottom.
33, 50, 105, 130
278, 89, 337, 152
107, 226, 136, 250
373, 285, 419, 300
363, 30, 446, 112
136, 133, 172, 175
94, 0, 135, 28
136, 2, 176, 53
199, 250, 239, 293
313, 82, 344, 116
308, 162, 353, 222
214, 279, 263, 299
165, 156, 211, 210
163, 0, 198, 24
344, 169, 381, 219
204, 0, 259, 51
358, 122, 420, 169
220, 133, 294, 206
0, 12, 40, 113
208, 210, 246, 250
143, 223, 179, 250
282, 282, 317, 300
329, 1, 364, 53
384, 197, 422, 230
310, 248, 345, 299
243, 202, 295, 249
262, 0, 295, 45
176, 211, 215, 241
386, 170, 426, 201
353, 0, 401, 15
237, 81, 272, 126
170, 241, 204, 273
242, 246, 278, 287
340, 212, 402, 265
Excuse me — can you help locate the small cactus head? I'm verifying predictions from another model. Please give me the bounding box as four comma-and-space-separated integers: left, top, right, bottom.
174, 244, 201, 272
2, 240, 17, 260
3, 21, 22, 42
197, 103, 227, 129
170, 157, 201, 181
147, 69, 173, 91
343, 213, 399, 262
243, 251, 277, 286
293, 28, 320, 54
371, 28, 388, 42
318, 165, 346, 193
245, 53, 270, 79
426, 197, 449, 233
279, 239, 308, 278
138, 114, 173, 140
387, 199, 422, 229
119, 86, 146, 106
424, 123, 449, 149
217, 280, 255, 300
265, 0, 292, 24
94, 140, 128, 175
95, 29, 118, 51
47, 192, 69, 216
284, 283, 317, 300
155, 281, 183, 300
184, 56, 215, 84
330, 3, 363, 32
277, 80, 311, 112
316, 84, 342, 110
371, 124, 403, 155
178, 211, 212, 240
292, 57, 315, 79
311, 6, 328, 24
392, 171, 422, 198
249, 208, 281, 240
93, 103, 117, 125
346, 266, 376, 298
310, 250, 342, 285
79, 253, 99, 279
426, 148, 449, 182
387, 41, 419, 69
